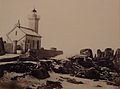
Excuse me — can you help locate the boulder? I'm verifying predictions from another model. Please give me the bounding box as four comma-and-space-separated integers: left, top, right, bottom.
46, 80, 63, 89
77, 57, 94, 68
115, 48, 120, 58
104, 48, 114, 59
84, 67, 100, 79
52, 65, 69, 74
100, 67, 112, 80
80, 48, 93, 59
97, 60, 115, 71
113, 48, 120, 72
31, 68, 50, 79
96, 49, 103, 59
66, 78, 84, 84
96, 85, 102, 87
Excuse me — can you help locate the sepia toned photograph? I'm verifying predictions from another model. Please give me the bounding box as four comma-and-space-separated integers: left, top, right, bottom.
0, 0, 120, 89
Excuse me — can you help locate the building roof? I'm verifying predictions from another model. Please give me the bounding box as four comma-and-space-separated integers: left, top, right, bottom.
19, 26, 41, 37
6, 22, 41, 42
7, 22, 41, 38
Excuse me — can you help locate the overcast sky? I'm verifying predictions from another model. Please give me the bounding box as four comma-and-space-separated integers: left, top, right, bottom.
0, 0, 120, 56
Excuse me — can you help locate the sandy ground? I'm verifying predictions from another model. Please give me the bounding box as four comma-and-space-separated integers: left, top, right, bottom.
49, 72, 117, 89
0, 72, 117, 89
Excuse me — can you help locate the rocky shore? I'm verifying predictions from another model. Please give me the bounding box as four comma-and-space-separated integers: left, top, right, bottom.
0, 48, 119, 89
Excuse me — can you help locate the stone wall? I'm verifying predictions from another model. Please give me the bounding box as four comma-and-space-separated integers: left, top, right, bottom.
4, 43, 13, 53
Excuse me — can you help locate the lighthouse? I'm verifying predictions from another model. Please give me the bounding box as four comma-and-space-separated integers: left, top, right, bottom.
7, 8, 41, 53
28, 8, 40, 33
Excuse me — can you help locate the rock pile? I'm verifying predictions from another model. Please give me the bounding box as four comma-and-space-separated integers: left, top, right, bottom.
51, 48, 119, 81
0, 48, 120, 85
0, 62, 50, 79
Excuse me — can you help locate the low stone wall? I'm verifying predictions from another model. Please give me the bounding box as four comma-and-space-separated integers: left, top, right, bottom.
29, 49, 63, 59
4, 43, 13, 53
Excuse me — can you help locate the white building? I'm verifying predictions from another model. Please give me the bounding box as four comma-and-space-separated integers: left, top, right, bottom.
6, 9, 41, 53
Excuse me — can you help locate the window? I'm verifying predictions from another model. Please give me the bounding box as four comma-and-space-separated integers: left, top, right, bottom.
37, 40, 39, 49
33, 40, 35, 48
15, 31, 17, 36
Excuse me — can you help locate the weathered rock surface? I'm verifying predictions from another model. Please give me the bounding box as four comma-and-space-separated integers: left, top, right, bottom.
84, 67, 100, 79
113, 48, 120, 72
31, 68, 50, 79
80, 48, 93, 59
46, 80, 63, 89
0, 47, 120, 86
50, 48, 120, 81
0, 63, 36, 73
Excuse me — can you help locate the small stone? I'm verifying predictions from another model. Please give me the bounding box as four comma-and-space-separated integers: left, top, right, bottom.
96, 85, 102, 87
67, 78, 84, 84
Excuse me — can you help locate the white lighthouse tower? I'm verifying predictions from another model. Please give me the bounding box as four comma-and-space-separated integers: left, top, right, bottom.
28, 9, 40, 33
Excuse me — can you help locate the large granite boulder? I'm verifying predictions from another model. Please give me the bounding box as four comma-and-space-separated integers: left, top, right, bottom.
104, 48, 114, 60
77, 57, 94, 68
113, 48, 120, 72
31, 68, 50, 79
96, 49, 102, 58
84, 67, 100, 79
94, 49, 103, 61
114, 48, 120, 58
52, 64, 69, 74
80, 49, 93, 59
100, 67, 113, 80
